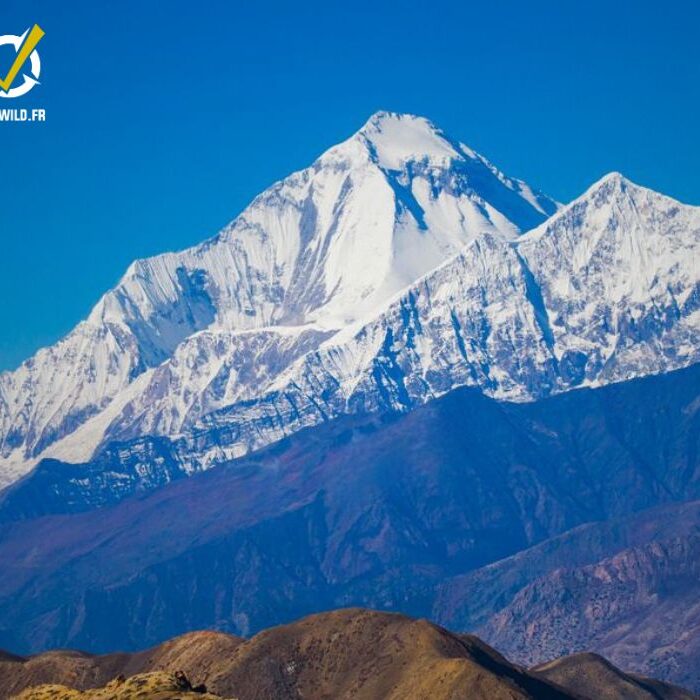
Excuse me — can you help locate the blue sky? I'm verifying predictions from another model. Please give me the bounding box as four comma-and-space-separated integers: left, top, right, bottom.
1, 0, 699, 370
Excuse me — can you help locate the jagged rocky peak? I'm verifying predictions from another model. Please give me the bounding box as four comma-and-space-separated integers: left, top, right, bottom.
581, 170, 656, 203
519, 171, 700, 311
528, 169, 700, 236
3, 140, 699, 490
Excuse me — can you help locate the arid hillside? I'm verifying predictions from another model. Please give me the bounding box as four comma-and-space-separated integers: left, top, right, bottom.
2, 609, 696, 700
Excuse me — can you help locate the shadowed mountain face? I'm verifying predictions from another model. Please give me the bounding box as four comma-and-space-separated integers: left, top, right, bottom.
432, 496, 700, 624
0, 363, 698, 692
1, 609, 695, 700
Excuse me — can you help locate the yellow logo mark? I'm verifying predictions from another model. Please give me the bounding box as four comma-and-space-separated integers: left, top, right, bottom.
0, 24, 44, 93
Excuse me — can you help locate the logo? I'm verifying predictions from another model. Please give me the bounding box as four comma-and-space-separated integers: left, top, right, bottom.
0, 24, 44, 98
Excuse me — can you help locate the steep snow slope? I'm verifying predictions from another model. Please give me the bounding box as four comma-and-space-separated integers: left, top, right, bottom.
0, 112, 558, 486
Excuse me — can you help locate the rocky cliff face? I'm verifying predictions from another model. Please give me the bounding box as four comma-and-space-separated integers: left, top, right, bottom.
431, 496, 700, 692
433, 499, 700, 630
184, 173, 700, 471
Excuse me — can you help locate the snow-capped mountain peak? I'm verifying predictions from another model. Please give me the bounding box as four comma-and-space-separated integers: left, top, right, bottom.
355, 111, 461, 169
0, 113, 560, 486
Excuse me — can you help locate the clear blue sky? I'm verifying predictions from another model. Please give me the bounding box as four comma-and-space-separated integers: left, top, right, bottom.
1, 0, 699, 371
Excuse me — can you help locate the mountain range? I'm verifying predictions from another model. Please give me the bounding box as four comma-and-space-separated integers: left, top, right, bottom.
0, 112, 698, 694
3, 112, 698, 495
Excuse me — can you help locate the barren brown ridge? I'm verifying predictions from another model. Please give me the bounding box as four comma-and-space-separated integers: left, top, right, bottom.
1, 609, 696, 700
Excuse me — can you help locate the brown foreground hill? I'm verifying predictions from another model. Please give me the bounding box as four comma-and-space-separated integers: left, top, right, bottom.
1, 609, 696, 700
